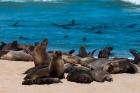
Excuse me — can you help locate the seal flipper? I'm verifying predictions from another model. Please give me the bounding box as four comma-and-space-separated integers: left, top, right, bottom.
68, 50, 75, 54
91, 49, 97, 56
129, 49, 140, 64
22, 77, 62, 85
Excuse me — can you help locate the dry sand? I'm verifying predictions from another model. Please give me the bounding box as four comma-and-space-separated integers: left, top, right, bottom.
0, 60, 139, 93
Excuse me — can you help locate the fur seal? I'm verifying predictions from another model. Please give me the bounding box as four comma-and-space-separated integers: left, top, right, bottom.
67, 66, 93, 83
98, 47, 113, 58
77, 46, 88, 58
105, 59, 138, 74
84, 58, 137, 74
49, 51, 64, 79
0, 42, 6, 50
1, 50, 33, 61
66, 66, 112, 83
24, 51, 64, 81
24, 66, 50, 80
129, 49, 140, 64
26, 39, 51, 67
1, 40, 32, 51
2, 41, 20, 51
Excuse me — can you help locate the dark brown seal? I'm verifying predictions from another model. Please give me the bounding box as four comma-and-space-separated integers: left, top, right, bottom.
77, 46, 88, 58
49, 51, 64, 79
98, 47, 113, 58
129, 49, 140, 64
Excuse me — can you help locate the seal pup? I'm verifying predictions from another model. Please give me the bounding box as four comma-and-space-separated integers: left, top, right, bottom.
49, 51, 64, 79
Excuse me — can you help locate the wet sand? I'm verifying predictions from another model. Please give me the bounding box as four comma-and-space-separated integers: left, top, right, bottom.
0, 60, 139, 93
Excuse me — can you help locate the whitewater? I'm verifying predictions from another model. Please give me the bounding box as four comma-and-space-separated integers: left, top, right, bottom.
0, 0, 140, 5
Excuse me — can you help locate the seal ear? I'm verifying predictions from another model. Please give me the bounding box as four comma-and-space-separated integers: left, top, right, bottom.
41, 38, 48, 46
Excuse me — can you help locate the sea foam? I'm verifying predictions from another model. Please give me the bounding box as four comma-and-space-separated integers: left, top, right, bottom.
0, 0, 58, 2
122, 0, 140, 5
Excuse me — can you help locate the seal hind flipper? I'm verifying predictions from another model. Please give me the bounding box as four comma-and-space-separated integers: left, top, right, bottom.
22, 77, 62, 85
129, 49, 140, 64
91, 49, 97, 56
68, 50, 75, 54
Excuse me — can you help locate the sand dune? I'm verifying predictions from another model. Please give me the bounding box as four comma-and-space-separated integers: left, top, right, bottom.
0, 60, 139, 93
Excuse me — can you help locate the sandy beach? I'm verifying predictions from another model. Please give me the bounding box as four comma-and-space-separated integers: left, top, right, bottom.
0, 60, 139, 93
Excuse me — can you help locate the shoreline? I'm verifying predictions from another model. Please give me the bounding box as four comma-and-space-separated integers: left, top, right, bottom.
0, 60, 140, 93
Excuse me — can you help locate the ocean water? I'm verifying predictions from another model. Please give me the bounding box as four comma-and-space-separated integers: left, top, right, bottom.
0, 0, 140, 57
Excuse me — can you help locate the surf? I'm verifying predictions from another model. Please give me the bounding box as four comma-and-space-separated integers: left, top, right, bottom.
122, 0, 140, 5
0, 0, 58, 2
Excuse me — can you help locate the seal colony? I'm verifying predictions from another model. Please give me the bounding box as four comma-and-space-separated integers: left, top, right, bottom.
0, 39, 140, 85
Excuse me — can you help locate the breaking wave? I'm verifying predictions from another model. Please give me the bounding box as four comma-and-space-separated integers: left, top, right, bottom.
122, 0, 140, 5
0, 0, 58, 2
0, 0, 139, 6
